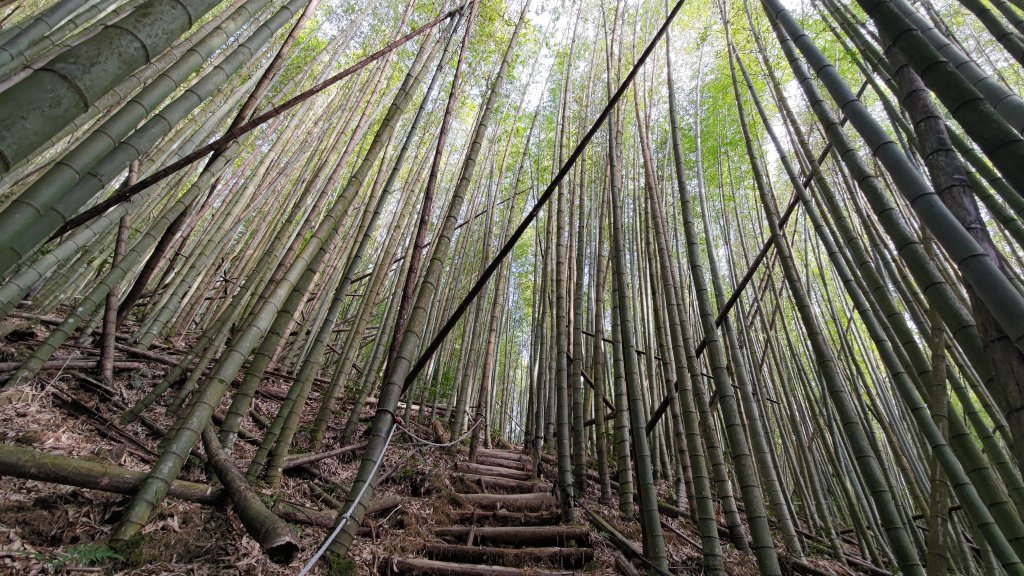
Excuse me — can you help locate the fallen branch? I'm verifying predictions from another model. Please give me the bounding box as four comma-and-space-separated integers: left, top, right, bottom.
8, 311, 62, 325
282, 440, 366, 469
788, 557, 844, 576
113, 342, 181, 367
660, 498, 885, 575
0, 359, 145, 372
113, 342, 333, 387
571, 497, 672, 576
50, 387, 157, 462
68, 371, 166, 439
660, 518, 700, 549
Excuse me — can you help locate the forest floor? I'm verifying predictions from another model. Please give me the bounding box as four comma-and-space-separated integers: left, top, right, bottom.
0, 315, 856, 575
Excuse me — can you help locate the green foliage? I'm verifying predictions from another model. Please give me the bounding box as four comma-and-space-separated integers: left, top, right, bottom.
434, 363, 457, 401
397, 465, 417, 483
0, 544, 124, 571
268, 27, 328, 102
109, 533, 145, 569
258, 490, 280, 510
63, 543, 124, 567
324, 553, 359, 575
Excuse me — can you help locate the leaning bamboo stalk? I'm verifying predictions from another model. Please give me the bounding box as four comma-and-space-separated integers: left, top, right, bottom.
401, 0, 479, 451
108, 24, 445, 546
282, 441, 367, 470
0, 0, 312, 276
603, 22, 665, 565
0, 359, 146, 372
261, 8, 453, 485
48, 6, 465, 242
0, 0, 277, 266
0, 0, 229, 183
727, 11, 925, 573
772, 0, 1024, 377
769, 1, 1024, 559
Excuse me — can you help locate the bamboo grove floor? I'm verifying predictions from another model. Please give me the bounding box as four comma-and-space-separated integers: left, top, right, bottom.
1, 313, 852, 575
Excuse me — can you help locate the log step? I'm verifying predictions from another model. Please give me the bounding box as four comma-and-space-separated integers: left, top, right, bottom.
433, 526, 591, 547
422, 543, 593, 569
384, 557, 573, 575
463, 448, 528, 463
456, 473, 547, 494
458, 492, 558, 512
479, 448, 527, 459
456, 462, 532, 481
474, 455, 531, 471
449, 509, 561, 527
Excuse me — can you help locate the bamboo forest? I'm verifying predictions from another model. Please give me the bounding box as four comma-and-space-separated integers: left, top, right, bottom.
5, 0, 1024, 573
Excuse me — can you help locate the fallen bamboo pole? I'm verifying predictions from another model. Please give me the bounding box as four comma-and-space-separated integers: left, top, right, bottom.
0, 443, 221, 503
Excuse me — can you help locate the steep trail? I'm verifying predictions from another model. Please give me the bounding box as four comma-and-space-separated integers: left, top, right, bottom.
385, 447, 596, 575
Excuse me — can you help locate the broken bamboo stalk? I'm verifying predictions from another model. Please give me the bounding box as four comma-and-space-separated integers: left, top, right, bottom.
201, 426, 299, 563
614, 552, 641, 576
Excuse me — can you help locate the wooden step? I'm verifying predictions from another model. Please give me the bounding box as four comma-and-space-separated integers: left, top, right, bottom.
449, 509, 561, 527
433, 526, 591, 547
383, 557, 573, 575
421, 543, 593, 569
463, 448, 528, 463
456, 462, 532, 481
456, 473, 547, 494
458, 492, 558, 512
475, 455, 531, 471
475, 446, 528, 459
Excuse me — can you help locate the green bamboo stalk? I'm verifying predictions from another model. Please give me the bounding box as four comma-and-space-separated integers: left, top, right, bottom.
730, 12, 924, 574
0, 0, 90, 70
0, 0, 311, 277
0, 0, 226, 176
